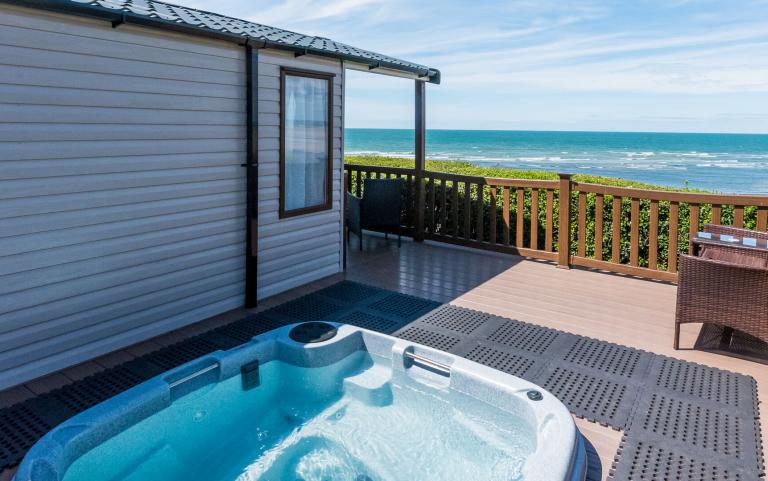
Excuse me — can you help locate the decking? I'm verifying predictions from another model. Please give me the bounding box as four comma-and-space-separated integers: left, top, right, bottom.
346, 236, 767, 481
2, 236, 766, 481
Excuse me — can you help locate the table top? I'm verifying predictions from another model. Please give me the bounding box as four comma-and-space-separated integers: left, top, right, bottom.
693, 232, 768, 252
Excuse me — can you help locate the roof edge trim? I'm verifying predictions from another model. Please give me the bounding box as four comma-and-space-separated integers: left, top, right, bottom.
0, 0, 441, 84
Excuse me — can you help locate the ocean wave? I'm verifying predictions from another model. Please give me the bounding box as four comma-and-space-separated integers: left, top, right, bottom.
678, 152, 717, 158
625, 151, 656, 157
710, 162, 765, 169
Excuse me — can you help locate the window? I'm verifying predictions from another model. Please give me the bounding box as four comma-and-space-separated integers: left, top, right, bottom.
279, 68, 334, 218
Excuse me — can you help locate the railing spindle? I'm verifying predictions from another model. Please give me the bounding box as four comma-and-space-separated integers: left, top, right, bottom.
649, 200, 659, 269
758, 206, 768, 231
577, 191, 587, 257
428, 177, 436, 233
711, 205, 721, 225
734, 205, 744, 228
452, 181, 459, 239
630, 198, 640, 266
557, 174, 572, 268
594, 194, 604, 261
545, 189, 554, 252
530, 189, 539, 250
489, 186, 497, 244
516, 188, 524, 247
355, 170, 362, 197
503, 186, 511, 245
668, 202, 679, 272
463, 182, 471, 240
476, 183, 484, 242
440, 179, 447, 234
612, 196, 622, 263
688, 203, 700, 254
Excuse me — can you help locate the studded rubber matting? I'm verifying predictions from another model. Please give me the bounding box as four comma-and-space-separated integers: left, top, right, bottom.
388, 302, 763, 481
0, 281, 762, 481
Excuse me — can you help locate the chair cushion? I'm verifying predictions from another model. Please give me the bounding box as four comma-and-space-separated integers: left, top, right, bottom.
700, 246, 768, 268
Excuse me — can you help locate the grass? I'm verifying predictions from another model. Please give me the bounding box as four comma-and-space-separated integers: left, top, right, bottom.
345, 154, 702, 192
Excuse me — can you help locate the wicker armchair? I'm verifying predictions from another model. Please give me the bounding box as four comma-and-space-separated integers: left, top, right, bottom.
675, 253, 768, 349
347, 178, 404, 251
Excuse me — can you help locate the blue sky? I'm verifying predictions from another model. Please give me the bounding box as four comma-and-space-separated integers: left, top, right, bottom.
192, 0, 768, 133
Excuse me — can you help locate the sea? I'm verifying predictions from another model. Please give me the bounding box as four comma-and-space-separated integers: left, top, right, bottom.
344, 129, 768, 194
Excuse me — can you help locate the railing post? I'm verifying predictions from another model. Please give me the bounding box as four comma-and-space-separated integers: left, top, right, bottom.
557, 173, 573, 269
414, 80, 426, 241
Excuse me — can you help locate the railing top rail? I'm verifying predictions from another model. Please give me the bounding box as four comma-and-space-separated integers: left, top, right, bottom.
345, 164, 559, 190
346, 164, 768, 206
345, 164, 416, 175
427, 171, 559, 189
573, 182, 768, 206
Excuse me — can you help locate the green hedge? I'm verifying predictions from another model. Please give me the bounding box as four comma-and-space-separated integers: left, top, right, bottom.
346, 155, 761, 270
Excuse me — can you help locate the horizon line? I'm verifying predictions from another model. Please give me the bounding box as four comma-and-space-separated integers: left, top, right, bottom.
345, 127, 768, 136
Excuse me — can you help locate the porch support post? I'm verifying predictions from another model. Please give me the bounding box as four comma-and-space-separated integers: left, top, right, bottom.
244, 42, 259, 307
557, 173, 573, 269
414, 80, 426, 242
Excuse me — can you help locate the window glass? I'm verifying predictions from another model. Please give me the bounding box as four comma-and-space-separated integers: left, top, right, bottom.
283, 73, 330, 214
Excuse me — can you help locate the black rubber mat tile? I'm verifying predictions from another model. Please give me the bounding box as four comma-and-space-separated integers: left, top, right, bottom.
46, 365, 146, 417
120, 357, 167, 381
417, 305, 496, 335
314, 281, 387, 306
463, 343, 542, 381
262, 295, 348, 323
49, 381, 112, 415
648, 356, 758, 415
0, 405, 52, 470
485, 318, 562, 355
212, 315, 289, 343
336, 311, 403, 334
608, 431, 760, 481
17, 396, 75, 434
536, 365, 636, 429
558, 337, 654, 382
629, 392, 764, 475
395, 326, 462, 352
144, 336, 221, 372
367, 292, 441, 321
198, 329, 245, 351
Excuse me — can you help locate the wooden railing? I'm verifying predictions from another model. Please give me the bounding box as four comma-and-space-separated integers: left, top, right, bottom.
345, 164, 768, 282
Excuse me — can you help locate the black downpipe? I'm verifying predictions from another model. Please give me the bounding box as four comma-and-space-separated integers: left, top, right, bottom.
244, 42, 259, 308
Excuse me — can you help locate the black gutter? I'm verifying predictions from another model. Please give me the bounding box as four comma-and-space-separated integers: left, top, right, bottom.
244, 41, 258, 308
1, 0, 440, 84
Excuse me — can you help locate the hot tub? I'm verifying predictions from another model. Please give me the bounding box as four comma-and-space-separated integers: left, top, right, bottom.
15, 322, 586, 481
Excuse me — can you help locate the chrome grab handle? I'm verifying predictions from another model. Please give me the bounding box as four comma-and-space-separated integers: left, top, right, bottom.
404, 351, 451, 375
168, 363, 219, 389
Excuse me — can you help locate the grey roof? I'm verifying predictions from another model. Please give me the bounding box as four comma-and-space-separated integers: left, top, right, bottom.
18, 0, 440, 83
